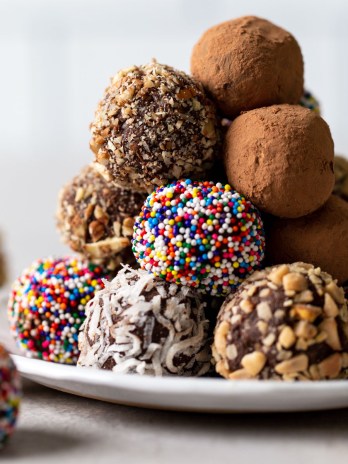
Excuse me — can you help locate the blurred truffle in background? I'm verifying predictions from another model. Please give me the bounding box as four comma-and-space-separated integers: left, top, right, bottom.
0, 232, 7, 288
334, 155, 348, 202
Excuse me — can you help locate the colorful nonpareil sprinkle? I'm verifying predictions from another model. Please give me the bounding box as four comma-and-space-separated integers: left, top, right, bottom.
8, 257, 107, 364
0, 344, 21, 446
132, 180, 265, 296
300, 90, 320, 114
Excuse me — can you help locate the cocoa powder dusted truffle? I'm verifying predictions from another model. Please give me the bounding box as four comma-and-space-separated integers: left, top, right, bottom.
265, 195, 348, 285
223, 105, 334, 218
334, 155, 348, 202
78, 266, 211, 376
57, 164, 146, 271
191, 16, 304, 118
90, 61, 220, 192
213, 263, 348, 381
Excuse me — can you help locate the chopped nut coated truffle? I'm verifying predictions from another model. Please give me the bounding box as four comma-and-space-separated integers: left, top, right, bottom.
56, 164, 146, 272
213, 263, 348, 380
90, 61, 220, 192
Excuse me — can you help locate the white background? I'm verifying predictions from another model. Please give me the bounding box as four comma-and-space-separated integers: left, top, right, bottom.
1, 0, 347, 280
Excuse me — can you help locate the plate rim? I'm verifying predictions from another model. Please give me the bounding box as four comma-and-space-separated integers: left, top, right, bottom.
11, 354, 348, 395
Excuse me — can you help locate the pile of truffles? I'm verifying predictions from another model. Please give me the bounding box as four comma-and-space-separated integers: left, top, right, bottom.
8, 15, 348, 382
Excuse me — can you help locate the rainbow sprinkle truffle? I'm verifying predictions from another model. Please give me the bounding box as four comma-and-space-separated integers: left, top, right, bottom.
0, 344, 21, 446
8, 257, 106, 364
132, 180, 265, 296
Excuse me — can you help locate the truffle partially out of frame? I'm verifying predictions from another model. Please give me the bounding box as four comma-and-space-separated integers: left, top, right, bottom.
213, 262, 348, 381
0, 344, 21, 444
334, 155, 348, 202
266, 195, 348, 285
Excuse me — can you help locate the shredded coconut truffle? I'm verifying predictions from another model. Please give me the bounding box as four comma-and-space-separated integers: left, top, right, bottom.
78, 266, 212, 376
90, 60, 220, 192
213, 262, 348, 381
56, 164, 146, 272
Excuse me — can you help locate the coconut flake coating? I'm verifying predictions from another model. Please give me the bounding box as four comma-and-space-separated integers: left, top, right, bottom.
8, 256, 106, 365
0, 344, 21, 444
78, 266, 211, 376
132, 180, 265, 296
213, 263, 348, 381
90, 61, 220, 192
57, 164, 146, 272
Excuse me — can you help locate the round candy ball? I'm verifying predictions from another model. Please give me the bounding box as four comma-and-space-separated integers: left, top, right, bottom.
223, 104, 334, 218
8, 256, 107, 364
57, 163, 146, 272
132, 180, 265, 296
265, 195, 348, 285
191, 16, 304, 118
213, 262, 348, 381
300, 89, 321, 114
78, 266, 211, 376
0, 344, 21, 445
90, 60, 220, 193
334, 155, 348, 202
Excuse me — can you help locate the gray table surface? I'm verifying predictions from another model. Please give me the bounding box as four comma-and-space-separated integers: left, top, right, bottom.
1, 378, 348, 464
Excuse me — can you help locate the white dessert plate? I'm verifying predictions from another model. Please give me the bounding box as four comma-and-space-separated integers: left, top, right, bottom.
7, 354, 348, 413
1, 291, 348, 413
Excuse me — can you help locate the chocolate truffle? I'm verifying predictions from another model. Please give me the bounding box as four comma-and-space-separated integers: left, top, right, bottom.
132, 180, 265, 296
265, 195, 348, 285
8, 256, 106, 364
213, 263, 348, 380
224, 105, 334, 218
90, 61, 220, 192
0, 344, 21, 445
333, 155, 348, 202
191, 16, 304, 118
57, 164, 146, 272
300, 89, 321, 114
78, 266, 211, 376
